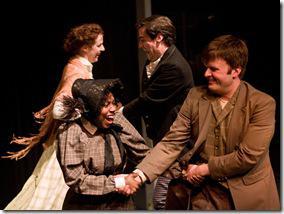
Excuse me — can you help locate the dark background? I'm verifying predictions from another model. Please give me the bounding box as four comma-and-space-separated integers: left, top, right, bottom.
0, 0, 280, 209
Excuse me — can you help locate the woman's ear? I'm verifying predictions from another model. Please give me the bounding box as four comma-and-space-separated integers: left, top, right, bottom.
80, 45, 90, 54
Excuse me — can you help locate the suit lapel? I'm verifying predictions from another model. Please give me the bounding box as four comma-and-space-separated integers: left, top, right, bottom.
199, 95, 211, 132
178, 94, 212, 161
192, 94, 212, 152
141, 66, 149, 91
226, 82, 248, 153
148, 45, 176, 80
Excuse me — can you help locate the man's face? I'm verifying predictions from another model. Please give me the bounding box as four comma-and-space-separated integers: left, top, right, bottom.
204, 58, 239, 97
137, 27, 159, 62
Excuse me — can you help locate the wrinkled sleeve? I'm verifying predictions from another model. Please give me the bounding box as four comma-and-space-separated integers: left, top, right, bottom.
52, 66, 89, 119
135, 89, 195, 182
208, 95, 276, 180
114, 112, 150, 163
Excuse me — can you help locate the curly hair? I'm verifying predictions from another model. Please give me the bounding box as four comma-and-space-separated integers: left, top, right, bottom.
63, 23, 104, 56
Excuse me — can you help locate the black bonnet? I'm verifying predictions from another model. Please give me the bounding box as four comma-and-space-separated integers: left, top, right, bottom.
71, 78, 124, 119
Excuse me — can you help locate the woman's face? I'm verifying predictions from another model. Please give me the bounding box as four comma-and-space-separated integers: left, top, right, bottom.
82, 33, 105, 63
97, 93, 117, 128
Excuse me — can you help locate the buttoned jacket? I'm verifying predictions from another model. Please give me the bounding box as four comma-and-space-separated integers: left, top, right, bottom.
137, 81, 280, 210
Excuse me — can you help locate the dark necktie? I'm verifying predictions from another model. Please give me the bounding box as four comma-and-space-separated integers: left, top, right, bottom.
102, 132, 115, 176
100, 124, 126, 176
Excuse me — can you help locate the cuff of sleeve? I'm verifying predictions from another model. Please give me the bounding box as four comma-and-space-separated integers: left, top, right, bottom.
114, 176, 126, 188
53, 100, 67, 120
208, 157, 219, 180
133, 169, 147, 183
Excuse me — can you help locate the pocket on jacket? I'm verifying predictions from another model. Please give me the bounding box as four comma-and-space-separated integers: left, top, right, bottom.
242, 166, 269, 185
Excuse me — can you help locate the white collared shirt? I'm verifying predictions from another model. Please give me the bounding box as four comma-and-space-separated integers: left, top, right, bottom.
77, 56, 93, 73
146, 57, 162, 79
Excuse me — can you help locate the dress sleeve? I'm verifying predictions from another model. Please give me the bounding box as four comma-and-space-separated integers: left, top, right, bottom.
114, 112, 150, 163
52, 66, 89, 120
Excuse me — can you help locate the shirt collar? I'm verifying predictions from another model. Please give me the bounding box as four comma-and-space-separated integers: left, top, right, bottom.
81, 117, 98, 135
76, 56, 93, 73
146, 55, 162, 78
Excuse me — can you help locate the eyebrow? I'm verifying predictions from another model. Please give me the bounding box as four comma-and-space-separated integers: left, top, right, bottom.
208, 66, 218, 71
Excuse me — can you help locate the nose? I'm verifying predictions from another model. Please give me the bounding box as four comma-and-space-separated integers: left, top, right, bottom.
109, 103, 116, 112
204, 69, 211, 78
101, 45, 105, 51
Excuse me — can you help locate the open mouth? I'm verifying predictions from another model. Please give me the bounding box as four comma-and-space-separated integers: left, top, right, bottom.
105, 115, 114, 124
207, 78, 216, 85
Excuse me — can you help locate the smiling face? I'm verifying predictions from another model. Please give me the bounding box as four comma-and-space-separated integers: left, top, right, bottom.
204, 58, 241, 98
96, 93, 117, 129
137, 27, 161, 62
82, 33, 105, 63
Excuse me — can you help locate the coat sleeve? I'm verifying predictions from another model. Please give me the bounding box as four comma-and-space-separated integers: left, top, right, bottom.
123, 63, 192, 118
135, 90, 195, 182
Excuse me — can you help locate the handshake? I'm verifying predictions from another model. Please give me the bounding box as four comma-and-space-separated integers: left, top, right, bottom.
114, 172, 143, 196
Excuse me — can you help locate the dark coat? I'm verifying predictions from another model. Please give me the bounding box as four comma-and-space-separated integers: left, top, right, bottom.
123, 45, 194, 144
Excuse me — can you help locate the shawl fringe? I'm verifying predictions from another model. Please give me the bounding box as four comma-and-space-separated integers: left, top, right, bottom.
1, 106, 53, 160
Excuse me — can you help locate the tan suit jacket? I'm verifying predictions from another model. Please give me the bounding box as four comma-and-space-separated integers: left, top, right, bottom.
137, 81, 280, 210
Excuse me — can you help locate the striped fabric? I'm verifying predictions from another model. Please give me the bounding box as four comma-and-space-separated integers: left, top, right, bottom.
153, 176, 172, 210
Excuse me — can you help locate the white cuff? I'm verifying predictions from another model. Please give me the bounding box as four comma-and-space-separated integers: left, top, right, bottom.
53, 100, 67, 119
133, 169, 147, 183
114, 175, 126, 188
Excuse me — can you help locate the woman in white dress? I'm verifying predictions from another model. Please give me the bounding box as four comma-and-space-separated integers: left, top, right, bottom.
3, 22, 105, 210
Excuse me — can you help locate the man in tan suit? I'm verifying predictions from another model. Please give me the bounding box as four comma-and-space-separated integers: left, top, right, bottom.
126, 34, 280, 210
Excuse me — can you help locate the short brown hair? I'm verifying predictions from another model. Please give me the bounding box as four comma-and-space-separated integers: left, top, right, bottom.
202, 35, 248, 79
136, 15, 176, 46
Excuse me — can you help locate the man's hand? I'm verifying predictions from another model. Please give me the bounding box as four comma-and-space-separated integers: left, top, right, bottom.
115, 173, 141, 196
182, 164, 209, 185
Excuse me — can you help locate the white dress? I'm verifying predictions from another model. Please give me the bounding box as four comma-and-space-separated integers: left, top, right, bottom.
5, 143, 68, 210
5, 57, 93, 210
